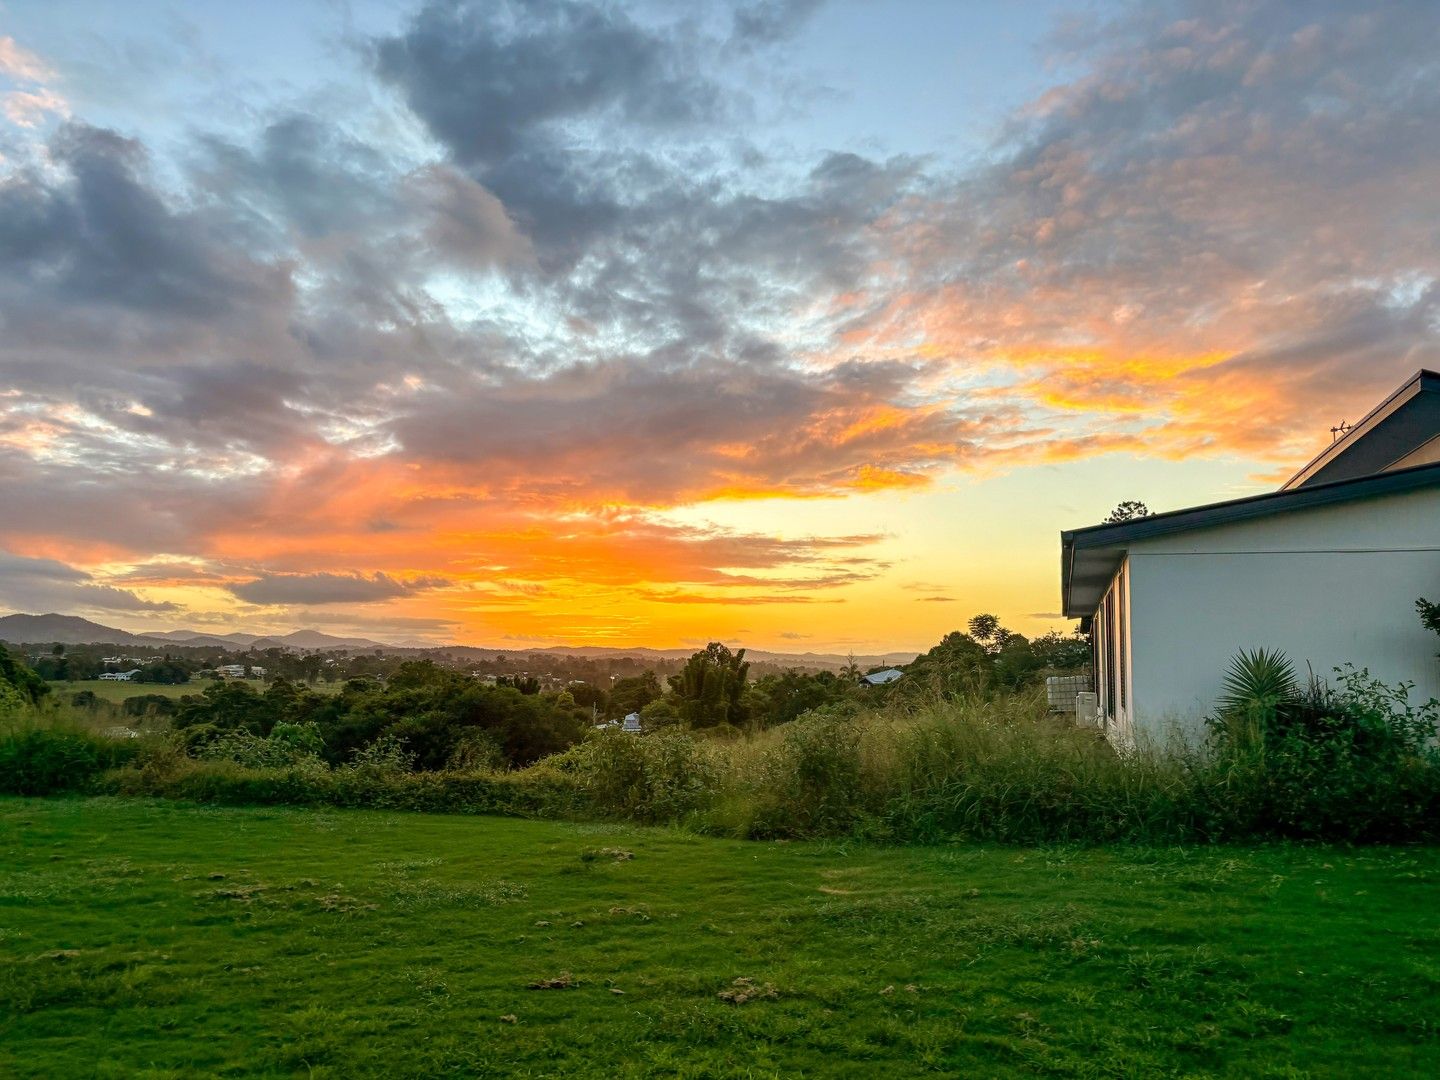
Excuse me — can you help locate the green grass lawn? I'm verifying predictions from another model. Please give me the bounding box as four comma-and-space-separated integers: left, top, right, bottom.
3, 799, 1438, 1078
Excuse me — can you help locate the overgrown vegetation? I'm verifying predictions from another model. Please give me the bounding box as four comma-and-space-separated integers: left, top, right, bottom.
5, 799, 1440, 1078
1204, 649, 1440, 841
5, 634, 1438, 845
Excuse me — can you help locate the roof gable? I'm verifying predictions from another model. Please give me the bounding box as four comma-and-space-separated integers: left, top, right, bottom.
1283, 370, 1440, 490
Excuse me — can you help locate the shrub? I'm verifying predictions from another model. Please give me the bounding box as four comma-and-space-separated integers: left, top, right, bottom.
555, 729, 718, 823
0, 725, 140, 795
1204, 654, 1440, 841
199, 723, 328, 770
349, 733, 416, 775
123, 694, 179, 718
743, 712, 867, 836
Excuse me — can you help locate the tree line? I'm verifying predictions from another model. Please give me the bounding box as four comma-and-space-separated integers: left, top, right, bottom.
3, 615, 1090, 770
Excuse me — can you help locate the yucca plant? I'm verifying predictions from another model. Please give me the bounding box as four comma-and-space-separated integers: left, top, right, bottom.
1212, 648, 1299, 755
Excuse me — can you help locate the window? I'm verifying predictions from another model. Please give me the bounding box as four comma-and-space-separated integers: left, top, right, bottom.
1117, 565, 1127, 712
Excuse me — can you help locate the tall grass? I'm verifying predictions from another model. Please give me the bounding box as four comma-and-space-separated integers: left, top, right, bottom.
6, 683, 1439, 843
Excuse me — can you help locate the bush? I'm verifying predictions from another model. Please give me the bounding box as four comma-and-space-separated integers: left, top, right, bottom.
199, 723, 328, 770
744, 712, 866, 836
554, 729, 719, 823
1204, 655, 1440, 841
0, 725, 140, 795
123, 694, 179, 719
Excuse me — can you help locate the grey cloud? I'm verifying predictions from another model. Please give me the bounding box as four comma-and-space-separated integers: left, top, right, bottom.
229, 572, 450, 606
406, 164, 532, 269
0, 550, 178, 613
388, 354, 993, 502
730, 0, 824, 51
373, 0, 725, 168
0, 123, 291, 321
196, 113, 399, 242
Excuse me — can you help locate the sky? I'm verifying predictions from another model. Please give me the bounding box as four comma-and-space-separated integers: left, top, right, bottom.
1, 0, 1438, 652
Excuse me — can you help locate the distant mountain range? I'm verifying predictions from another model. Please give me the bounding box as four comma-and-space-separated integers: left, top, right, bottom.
0, 612, 918, 670
0, 614, 390, 652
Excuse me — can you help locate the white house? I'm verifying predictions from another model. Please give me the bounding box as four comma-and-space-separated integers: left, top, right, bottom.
1062, 369, 1440, 746
860, 668, 904, 686
593, 712, 644, 733
98, 670, 141, 681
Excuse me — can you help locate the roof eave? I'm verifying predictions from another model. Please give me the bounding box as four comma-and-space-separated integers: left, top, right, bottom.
1059, 458, 1440, 617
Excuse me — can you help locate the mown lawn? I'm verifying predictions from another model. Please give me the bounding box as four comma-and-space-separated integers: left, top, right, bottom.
2, 799, 1438, 1078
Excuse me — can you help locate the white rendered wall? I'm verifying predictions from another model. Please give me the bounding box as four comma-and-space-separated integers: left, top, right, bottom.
1124, 487, 1440, 745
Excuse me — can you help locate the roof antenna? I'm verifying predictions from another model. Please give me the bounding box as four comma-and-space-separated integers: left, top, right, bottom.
1329, 420, 1352, 443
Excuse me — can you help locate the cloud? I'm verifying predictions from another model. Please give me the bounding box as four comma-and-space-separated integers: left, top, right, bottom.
3, 88, 68, 128
3, 0, 1440, 646
0, 123, 291, 326
405, 163, 532, 269
0, 36, 54, 82
841, 0, 1440, 466
373, 0, 726, 168
729, 0, 824, 51
195, 113, 399, 242
0, 550, 177, 613
228, 572, 449, 606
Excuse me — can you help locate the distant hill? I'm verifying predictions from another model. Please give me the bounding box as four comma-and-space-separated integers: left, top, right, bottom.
0, 613, 154, 646
266, 629, 391, 651
0, 612, 918, 669
0, 614, 390, 651
141, 629, 261, 646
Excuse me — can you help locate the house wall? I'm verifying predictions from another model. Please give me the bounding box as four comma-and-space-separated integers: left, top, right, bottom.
1124, 486, 1440, 745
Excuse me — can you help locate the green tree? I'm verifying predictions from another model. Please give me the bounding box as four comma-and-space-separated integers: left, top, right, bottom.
568, 681, 606, 711
638, 697, 681, 730
902, 631, 991, 697
1030, 630, 1091, 671
0, 642, 49, 705
967, 614, 1013, 655
607, 672, 662, 720
1104, 500, 1151, 524
668, 643, 750, 728
136, 659, 191, 685
1419, 597, 1440, 642
752, 670, 850, 727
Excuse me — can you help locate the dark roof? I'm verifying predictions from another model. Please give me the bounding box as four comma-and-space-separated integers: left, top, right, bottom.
1060, 459, 1440, 619
1283, 369, 1440, 490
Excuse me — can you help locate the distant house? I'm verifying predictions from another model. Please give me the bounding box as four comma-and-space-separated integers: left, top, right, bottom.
860, 668, 904, 686
593, 712, 644, 733
98, 670, 141, 682
1061, 369, 1440, 746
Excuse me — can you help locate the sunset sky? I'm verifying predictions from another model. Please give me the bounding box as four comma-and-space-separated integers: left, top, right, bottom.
2, 0, 1438, 651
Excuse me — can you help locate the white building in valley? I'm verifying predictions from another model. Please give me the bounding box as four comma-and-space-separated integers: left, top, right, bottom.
1062, 369, 1440, 745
